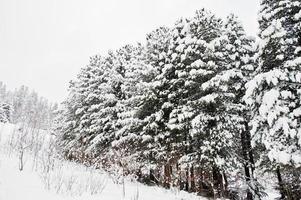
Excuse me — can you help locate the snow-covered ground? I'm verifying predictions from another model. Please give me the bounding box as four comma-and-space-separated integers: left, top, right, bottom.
0, 122, 279, 200
0, 122, 205, 200
0, 154, 207, 200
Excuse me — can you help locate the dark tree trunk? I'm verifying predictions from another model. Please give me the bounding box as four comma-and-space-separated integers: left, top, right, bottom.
178, 163, 185, 190
222, 172, 228, 197
190, 165, 196, 192
241, 128, 253, 200
150, 169, 158, 184
164, 164, 171, 188
242, 121, 256, 200
185, 168, 189, 192
136, 168, 142, 181
198, 168, 203, 195
245, 129, 255, 174
180, 179, 185, 190
212, 166, 223, 197
243, 121, 255, 170
276, 166, 286, 199
223, 172, 228, 190
169, 165, 173, 186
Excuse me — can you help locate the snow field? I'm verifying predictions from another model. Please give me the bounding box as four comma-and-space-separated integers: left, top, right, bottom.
0, 122, 206, 200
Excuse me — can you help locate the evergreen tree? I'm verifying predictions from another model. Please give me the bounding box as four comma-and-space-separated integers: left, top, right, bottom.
56, 4, 301, 199
0, 102, 11, 123
245, 0, 301, 199
212, 14, 260, 199
59, 54, 120, 165
149, 9, 226, 192
108, 44, 155, 173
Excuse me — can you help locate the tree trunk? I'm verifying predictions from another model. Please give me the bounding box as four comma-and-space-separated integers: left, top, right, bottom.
169, 165, 173, 186
150, 169, 157, 184
178, 163, 185, 190
243, 122, 255, 174
223, 172, 228, 190
243, 121, 258, 200
19, 149, 24, 171
164, 164, 170, 188
276, 166, 286, 199
241, 126, 253, 200
185, 168, 189, 192
190, 165, 196, 192
198, 168, 203, 195
212, 165, 222, 197
180, 177, 185, 190
222, 172, 228, 198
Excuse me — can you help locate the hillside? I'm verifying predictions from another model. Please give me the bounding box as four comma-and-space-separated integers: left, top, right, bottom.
0, 122, 207, 200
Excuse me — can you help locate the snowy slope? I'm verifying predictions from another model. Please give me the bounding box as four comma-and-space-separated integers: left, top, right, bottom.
0, 122, 279, 200
0, 156, 65, 200
0, 155, 206, 200
0, 122, 206, 200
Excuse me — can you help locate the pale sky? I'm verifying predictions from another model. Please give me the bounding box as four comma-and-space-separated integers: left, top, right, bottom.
0, 0, 260, 103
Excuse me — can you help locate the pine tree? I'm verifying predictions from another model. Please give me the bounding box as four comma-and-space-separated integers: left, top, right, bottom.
214, 14, 260, 199
55, 4, 301, 199
110, 44, 156, 175
78, 54, 121, 165
245, 0, 301, 199
149, 9, 226, 192
126, 27, 173, 184
145, 26, 172, 68
0, 102, 11, 123
59, 54, 119, 165
0, 82, 7, 102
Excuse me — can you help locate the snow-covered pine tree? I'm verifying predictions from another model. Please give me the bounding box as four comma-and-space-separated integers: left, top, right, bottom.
145, 26, 172, 68
245, 0, 301, 198
10, 86, 29, 124
202, 14, 260, 199
79, 53, 123, 167
179, 14, 235, 197
169, 12, 256, 198
59, 54, 119, 165
146, 9, 229, 193
108, 44, 157, 176
0, 83, 10, 123
1, 85, 53, 129
0, 102, 11, 123
59, 45, 152, 170
128, 27, 173, 185
58, 60, 96, 161
24, 91, 39, 128
0, 82, 7, 102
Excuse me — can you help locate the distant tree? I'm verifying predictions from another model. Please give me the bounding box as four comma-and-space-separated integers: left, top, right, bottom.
0, 82, 55, 129
0, 102, 11, 123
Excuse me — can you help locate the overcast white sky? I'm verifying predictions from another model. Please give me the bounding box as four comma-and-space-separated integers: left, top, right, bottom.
0, 0, 260, 102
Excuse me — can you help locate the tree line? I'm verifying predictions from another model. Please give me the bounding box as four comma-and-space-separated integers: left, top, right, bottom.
57, 1, 301, 199
0, 82, 57, 130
